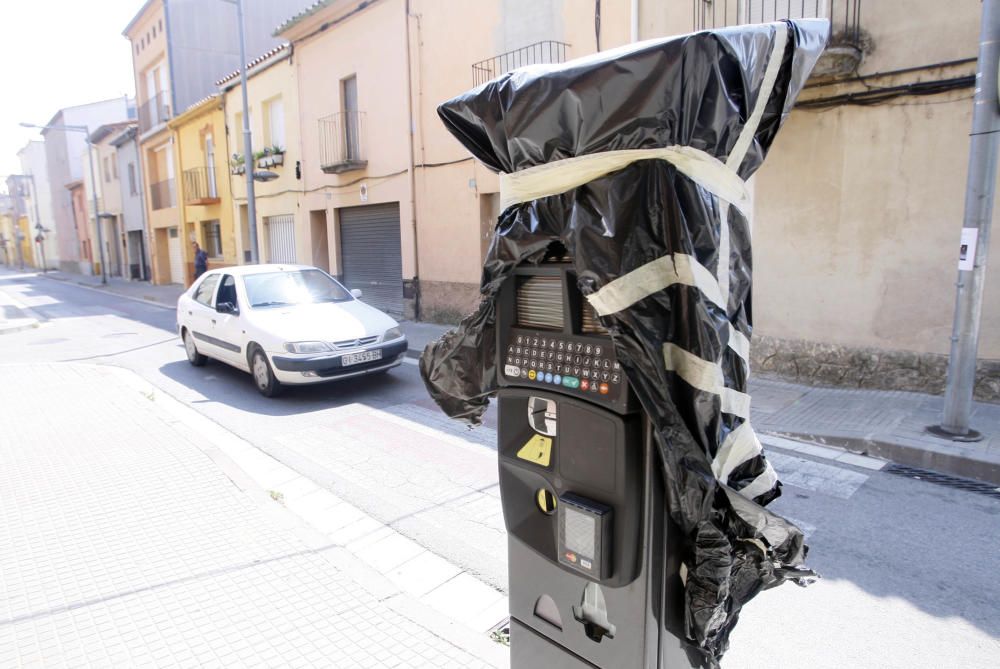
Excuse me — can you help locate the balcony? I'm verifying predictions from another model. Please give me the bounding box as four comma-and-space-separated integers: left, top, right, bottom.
138, 92, 172, 132
472, 40, 570, 87
693, 0, 864, 77
182, 166, 221, 205
319, 111, 367, 174
150, 178, 176, 210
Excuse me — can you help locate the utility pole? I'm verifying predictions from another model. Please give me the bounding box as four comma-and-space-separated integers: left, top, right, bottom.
236, 0, 259, 263
931, 0, 1000, 441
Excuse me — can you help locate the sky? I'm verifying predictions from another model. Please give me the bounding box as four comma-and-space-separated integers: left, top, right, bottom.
0, 0, 140, 185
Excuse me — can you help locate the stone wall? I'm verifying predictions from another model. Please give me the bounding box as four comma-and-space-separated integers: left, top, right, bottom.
419, 280, 481, 325
751, 335, 1000, 403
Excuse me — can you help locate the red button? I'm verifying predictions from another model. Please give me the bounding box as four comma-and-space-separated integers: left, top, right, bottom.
580, 379, 590, 391
599, 383, 609, 395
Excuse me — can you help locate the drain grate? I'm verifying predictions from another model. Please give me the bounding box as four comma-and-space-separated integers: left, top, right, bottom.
884, 464, 1000, 500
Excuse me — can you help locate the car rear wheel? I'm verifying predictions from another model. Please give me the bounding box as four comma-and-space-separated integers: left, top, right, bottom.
251, 347, 281, 397
183, 329, 206, 366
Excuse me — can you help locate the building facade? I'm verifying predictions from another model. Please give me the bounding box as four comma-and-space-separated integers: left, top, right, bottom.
87, 122, 135, 278
124, 0, 315, 285
169, 94, 237, 283
634, 0, 999, 398
39, 98, 131, 273
16, 141, 56, 270
218, 45, 304, 272
278, 0, 633, 319
110, 125, 152, 280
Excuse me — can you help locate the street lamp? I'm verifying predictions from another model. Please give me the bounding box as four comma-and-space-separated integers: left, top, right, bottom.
20, 121, 107, 284
220, 0, 261, 264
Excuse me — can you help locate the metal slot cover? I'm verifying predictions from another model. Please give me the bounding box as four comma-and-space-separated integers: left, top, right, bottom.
517, 275, 564, 331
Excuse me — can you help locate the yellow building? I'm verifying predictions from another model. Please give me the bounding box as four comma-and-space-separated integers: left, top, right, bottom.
217, 45, 305, 268
168, 95, 237, 284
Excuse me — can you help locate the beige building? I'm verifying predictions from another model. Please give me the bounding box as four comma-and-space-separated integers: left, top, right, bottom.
86, 122, 135, 278
629, 1, 999, 398
276, 0, 632, 319
217, 45, 305, 270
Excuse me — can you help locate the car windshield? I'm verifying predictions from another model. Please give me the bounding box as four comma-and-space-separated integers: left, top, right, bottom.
243, 270, 353, 308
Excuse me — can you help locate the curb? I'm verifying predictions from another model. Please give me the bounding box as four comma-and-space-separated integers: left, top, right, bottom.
99, 363, 510, 666
772, 431, 1000, 487
0, 285, 42, 335
38, 273, 176, 311
0, 320, 40, 335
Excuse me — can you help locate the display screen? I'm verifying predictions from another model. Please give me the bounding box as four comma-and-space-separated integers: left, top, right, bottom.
563, 506, 596, 558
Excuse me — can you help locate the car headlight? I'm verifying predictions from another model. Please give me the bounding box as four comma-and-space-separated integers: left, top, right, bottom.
383, 327, 403, 341
283, 341, 332, 354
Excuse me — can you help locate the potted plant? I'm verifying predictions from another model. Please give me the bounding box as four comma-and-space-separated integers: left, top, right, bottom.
229, 153, 245, 175
254, 149, 271, 168
269, 145, 285, 166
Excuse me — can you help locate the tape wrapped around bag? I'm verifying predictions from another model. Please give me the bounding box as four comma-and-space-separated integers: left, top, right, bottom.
420, 20, 828, 666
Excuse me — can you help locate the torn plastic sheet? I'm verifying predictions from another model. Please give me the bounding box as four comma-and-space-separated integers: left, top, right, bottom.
420, 20, 827, 665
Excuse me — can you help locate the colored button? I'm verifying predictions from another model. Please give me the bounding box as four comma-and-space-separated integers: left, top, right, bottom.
528, 370, 536, 380
544, 372, 553, 383
580, 379, 590, 391
599, 383, 610, 395
553, 374, 562, 385
562, 376, 579, 389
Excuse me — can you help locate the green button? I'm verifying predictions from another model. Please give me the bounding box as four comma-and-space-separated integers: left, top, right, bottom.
562, 376, 579, 389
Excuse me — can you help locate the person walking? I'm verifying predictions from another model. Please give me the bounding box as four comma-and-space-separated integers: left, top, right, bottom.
192, 242, 208, 280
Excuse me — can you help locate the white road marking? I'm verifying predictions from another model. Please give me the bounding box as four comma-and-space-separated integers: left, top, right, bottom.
764, 450, 869, 500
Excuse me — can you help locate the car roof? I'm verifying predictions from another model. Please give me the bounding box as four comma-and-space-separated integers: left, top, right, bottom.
204, 264, 320, 277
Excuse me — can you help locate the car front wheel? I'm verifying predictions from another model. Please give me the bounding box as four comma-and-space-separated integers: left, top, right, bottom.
251, 347, 281, 397
183, 329, 206, 366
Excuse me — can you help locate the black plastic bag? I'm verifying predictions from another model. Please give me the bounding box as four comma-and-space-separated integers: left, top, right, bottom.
421, 20, 827, 665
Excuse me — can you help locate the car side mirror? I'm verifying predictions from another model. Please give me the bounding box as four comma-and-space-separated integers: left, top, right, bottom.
216, 301, 239, 315
350, 288, 363, 299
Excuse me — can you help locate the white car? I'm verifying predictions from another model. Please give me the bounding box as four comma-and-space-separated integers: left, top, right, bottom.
177, 264, 407, 396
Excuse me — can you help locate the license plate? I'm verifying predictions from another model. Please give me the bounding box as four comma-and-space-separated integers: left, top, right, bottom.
341, 349, 382, 366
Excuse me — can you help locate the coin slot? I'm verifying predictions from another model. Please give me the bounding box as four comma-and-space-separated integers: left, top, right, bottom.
536, 488, 557, 515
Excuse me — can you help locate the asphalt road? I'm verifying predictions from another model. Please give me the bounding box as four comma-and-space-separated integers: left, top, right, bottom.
2, 270, 998, 668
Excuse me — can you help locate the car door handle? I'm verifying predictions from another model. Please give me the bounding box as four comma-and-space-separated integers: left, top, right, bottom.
188, 310, 192, 315
211, 319, 217, 325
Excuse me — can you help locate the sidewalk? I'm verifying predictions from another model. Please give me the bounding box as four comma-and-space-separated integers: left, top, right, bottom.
400, 321, 1000, 485
42, 270, 184, 310
0, 362, 507, 668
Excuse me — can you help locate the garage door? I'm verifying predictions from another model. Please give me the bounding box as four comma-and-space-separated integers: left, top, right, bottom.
265, 214, 297, 264
339, 203, 403, 316
167, 227, 183, 284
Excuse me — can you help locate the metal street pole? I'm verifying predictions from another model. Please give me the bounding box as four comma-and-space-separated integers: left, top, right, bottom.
236, 0, 260, 263
85, 130, 108, 284
932, 0, 1000, 441
26, 174, 46, 272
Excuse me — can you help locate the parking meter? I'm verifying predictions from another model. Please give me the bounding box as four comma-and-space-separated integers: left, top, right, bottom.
495, 260, 696, 668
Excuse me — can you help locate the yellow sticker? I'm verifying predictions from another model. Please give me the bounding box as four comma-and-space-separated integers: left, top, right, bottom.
517, 433, 552, 467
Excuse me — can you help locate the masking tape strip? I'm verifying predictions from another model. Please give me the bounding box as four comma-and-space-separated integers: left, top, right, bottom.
500, 145, 751, 214
725, 24, 789, 172
662, 342, 751, 419
586, 253, 725, 316
712, 420, 763, 483
728, 324, 750, 363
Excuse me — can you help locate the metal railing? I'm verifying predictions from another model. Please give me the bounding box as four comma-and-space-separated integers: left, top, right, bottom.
472, 40, 570, 86
694, 0, 862, 46
149, 178, 175, 210
182, 166, 220, 204
138, 91, 172, 132
319, 111, 367, 173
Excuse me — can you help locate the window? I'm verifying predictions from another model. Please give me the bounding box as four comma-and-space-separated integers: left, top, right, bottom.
244, 270, 351, 308
152, 25, 156, 38
193, 274, 220, 307
112, 157, 118, 180
128, 163, 138, 196
103, 157, 111, 183
217, 275, 238, 307
264, 97, 285, 149
159, 18, 163, 31
233, 111, 252, 156
342, 75, 360, 161
203, 220, 222, 258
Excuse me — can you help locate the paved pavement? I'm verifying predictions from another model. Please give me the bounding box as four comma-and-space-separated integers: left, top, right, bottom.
403, 321, 1000, 485
0, 362, 506, 668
